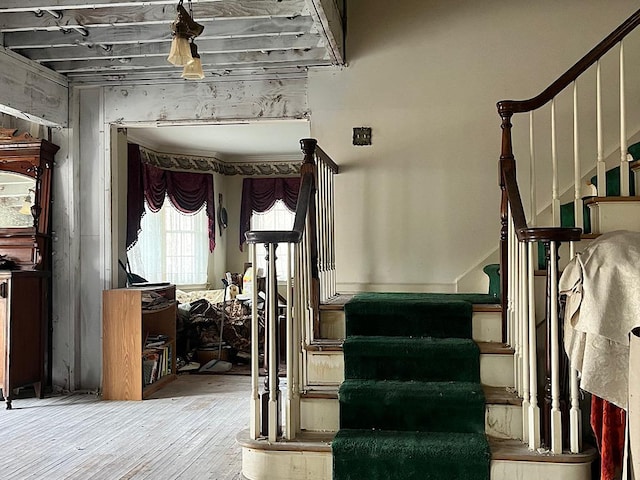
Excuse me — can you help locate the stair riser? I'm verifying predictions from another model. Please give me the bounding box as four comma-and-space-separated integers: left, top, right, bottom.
300, 397, 340, 432
318, 310, 502, 343
305, 351, 513, 388
319, 310, 345, 339
588, 201, 640, 233
480, 354, 514, 388
242, 448, 332, 480
472, 311, 502, 343
242, 448, 592, 480
300, 397, 523, 441
485, 404, 522, 440
490, 460, 591, 480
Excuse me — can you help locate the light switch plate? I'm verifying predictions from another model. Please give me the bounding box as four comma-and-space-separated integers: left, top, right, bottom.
353, 127, 372, 146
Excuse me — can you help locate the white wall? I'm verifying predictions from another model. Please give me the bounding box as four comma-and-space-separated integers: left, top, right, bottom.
308, 0, 639, 293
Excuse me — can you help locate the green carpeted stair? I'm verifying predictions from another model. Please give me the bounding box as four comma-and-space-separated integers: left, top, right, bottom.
333, 293, 493, 480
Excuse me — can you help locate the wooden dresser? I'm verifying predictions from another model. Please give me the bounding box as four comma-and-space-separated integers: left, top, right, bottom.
0, 128, 57, 409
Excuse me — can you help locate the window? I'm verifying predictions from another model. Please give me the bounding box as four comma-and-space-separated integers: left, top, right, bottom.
250, 200, 295, 281
129, 200, 209, 286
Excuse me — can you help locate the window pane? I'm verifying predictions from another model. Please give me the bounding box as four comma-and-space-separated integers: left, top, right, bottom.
129, 200, 208, 286
251, 200, 295, 281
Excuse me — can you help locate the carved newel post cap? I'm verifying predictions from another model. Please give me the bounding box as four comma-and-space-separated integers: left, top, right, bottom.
300, 138, 318, 155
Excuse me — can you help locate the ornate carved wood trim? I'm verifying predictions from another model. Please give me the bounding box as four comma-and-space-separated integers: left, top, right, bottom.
138, 145, 300, 176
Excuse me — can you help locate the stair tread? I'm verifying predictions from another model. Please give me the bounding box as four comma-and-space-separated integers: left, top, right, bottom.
477, 341, 514, 354
473, 304, 502, 312
334, 429, 490, 452
482, 386, 521, 405
239, 430, 597, 464
303, 386, 521, 406
319, 294, 353, 310
488, 436, 597, 463
585, 195, 640, 203
340, 379, 484, 397
306, 339, 343, 351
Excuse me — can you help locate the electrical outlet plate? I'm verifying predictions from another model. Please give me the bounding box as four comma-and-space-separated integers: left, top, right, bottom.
353, 127, 372, 146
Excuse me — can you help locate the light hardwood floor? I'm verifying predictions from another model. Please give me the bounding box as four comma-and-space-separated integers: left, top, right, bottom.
0, 374, 250, 480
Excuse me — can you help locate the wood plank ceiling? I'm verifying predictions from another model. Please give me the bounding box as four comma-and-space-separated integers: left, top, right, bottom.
0, 0, 345, 84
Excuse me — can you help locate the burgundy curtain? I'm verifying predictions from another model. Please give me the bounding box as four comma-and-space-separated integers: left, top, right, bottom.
126, 143, 216, 252
239, 177, 300, 250
127, 143, 145, 250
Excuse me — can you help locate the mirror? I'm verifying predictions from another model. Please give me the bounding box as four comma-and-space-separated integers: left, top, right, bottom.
0, 172, 36, 228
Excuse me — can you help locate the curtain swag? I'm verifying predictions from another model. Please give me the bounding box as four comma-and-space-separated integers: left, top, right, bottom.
127, 143, 216, 252
239, 177, 300, 251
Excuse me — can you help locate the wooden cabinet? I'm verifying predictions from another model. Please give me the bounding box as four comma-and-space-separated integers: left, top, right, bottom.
0, 129, 57, 409
102, 284, 177, 400
0, 271, 48, 409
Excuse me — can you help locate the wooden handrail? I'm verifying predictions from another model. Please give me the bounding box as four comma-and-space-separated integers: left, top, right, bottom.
498, 7, 640, 115
245, 138, 319, 246
501, 165, 580, 243
316, 146, 339, 174
244, 172, 313, 246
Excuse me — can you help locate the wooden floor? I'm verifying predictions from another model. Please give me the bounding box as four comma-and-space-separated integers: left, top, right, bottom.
0, 374, 250, 479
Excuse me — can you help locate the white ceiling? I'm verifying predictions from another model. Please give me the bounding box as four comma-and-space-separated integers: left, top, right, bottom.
126, 119, 311, 161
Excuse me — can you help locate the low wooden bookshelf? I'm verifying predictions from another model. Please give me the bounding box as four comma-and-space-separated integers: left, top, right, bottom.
102, 284, 177, 400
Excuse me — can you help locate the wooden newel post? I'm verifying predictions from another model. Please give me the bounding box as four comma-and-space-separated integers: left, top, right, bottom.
499, 109, 514, 344
299, 138, 321, 336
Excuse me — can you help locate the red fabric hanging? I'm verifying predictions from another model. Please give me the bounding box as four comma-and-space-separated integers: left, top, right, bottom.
591, 395, 626, 480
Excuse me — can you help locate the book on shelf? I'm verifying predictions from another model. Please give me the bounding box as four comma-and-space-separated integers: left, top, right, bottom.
141, 291, 173, 311
142, 344, 172, 388
143, 333, 170, 350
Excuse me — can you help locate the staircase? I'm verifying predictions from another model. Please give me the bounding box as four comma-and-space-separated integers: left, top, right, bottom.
239, 297, 597, 480
239, 8, 640, 479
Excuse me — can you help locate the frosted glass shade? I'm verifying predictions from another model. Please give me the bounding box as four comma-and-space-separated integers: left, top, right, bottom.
182, 57, 205, 80
167, 36, 194, 66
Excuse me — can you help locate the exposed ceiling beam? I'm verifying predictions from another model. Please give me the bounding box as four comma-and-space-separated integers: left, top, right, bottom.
0, 0, 304, 13
50, 47, 329, 73
4, 16, 313, 48
307, 0, 343, 64
21, 34, 323, 62
0, 0, 309, 31
64, 66, 308, 85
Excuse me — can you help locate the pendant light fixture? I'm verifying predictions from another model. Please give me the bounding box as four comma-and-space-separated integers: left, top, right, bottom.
167, 0, 204, 69
182, 41, 205, 79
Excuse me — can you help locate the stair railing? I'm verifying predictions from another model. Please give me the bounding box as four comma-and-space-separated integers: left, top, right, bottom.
498, 8, 640, 455
245, 138, 339, 442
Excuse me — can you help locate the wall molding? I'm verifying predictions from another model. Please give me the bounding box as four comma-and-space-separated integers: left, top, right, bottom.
139, 145, 300, 176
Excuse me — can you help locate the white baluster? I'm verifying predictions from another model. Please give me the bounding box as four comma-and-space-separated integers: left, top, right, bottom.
549, 241, 563, 454
573, 81, 584, 229
330, 169, 337, 297
596, 60, 606, 197
284, 243, 297, 440
507, 208, 515, 347
551, 99, 560, 226
250, 243, 260, 439
267, 243, 279, 442
296, 241, 309, 389
513, 232, 521, 395
620, 41, 630, 196
530, 111, 537, 227
527, 242, 541, 450
520, 242, 530, 424
568, 242, 582, 453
